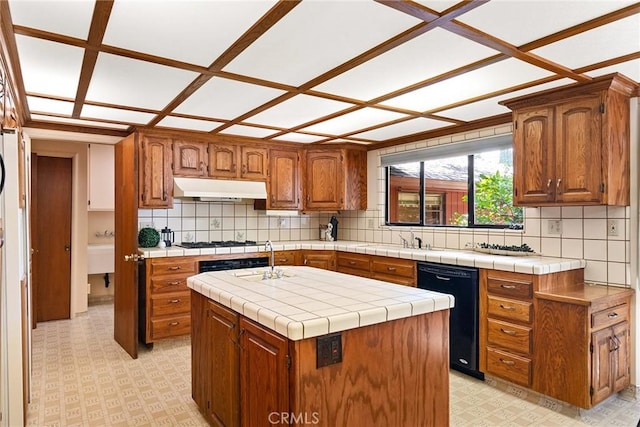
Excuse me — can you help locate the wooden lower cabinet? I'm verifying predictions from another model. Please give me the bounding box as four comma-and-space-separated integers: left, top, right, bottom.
274, 250, 298, 266
336, 252, 370, 278
300, 250, 335, 270
336, 252, 416, 286
533, 288, 633, 408
191, 291, 450, 426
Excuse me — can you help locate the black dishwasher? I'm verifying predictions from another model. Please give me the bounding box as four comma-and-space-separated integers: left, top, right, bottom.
417, 262, 483, 380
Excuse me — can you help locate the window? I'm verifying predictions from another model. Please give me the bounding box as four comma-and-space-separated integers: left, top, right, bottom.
383, 136, 523, 228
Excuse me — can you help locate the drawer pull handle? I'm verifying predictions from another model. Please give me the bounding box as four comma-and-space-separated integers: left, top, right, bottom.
435, 275, 450, 281
168, 266, 181, 271
348, 261, 356, 265
499, 358, 515, 366
607, 312, 619, 319
278, 258, 288, 262
500, 284, 516, 289
500, 328, 516, 336
500, 304, 516, 311
168, 321, 180, 326
168, 281, 180, 286
387, 267, 396, 271
168, 299, 181, 304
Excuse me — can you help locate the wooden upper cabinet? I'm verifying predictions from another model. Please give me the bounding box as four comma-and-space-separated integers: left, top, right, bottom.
208, 143, 268, 181
208, 143, 239, 179
268, 148, 300, 209
172, 140, 207, 177
303, 147, 366, 211
504, 74, 635, 207
240, 146, 268, 180
139, 135, 173, 208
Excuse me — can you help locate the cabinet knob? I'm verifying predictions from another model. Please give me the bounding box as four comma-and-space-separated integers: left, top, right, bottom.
242, 164, 247, 174
556, 178, 562, 194
607, 312, 618, 319
168, 281, 181, 286
168, 321, 180, 326
168, 266, 181, 271
500, 328, 517, 336
306, 194, 310, 203
499, 358, 515, 366
168, 299, 181, 304
499, 304, 516, 311
348, 261, 356, 265
387, 267, 396, 271
500, 284, 516, 289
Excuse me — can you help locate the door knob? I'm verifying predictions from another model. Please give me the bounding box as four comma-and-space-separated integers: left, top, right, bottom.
64, 245, 71, 251
124, 254, 143, 262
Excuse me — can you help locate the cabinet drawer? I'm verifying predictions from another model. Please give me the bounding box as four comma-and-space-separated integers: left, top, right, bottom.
370, 257, 415, 279
487, 296, 532, 323
337, 253, 370, 273
487, 319, 531, 355
274, 250, 297, 266
151, 292, 191, 317
151, 276, 189, 293
591, 303, 628, 330
150, 258, 197, 277
487, 274, 532, 299
486, 348, 531, 387
150, 314, 191, 340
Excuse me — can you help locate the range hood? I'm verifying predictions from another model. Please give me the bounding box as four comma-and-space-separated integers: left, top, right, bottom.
173, 177, 267, 201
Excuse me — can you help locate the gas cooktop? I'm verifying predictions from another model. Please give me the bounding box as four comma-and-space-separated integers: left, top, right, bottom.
176, 240, 258, 249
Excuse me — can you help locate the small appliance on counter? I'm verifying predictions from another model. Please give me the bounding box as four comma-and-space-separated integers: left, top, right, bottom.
329, 216, 338, 241
160, 226, 174, 247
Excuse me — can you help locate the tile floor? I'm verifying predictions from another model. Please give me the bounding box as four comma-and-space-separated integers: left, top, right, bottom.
27, 302, 640, 426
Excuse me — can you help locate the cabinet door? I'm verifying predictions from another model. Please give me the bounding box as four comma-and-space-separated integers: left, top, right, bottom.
610, 321, 630, 394
173, 140, 207, 177
513, 106, 554, 205
555, 96, 602, 204
88, 144, 115, 210
269, 149, 300, 209
139, 136, 173, 208
305, 150, 344, 210
591, 327, 614, 405
240, 146, 268, 181
209, 144, 239, 178
209, 300, 240, 427
301, 250, 336, 271
240, 317, 289, 427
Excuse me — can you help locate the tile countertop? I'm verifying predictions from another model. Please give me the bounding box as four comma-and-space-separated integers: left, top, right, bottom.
140, 240, 586, 275
187, 266, 454, 341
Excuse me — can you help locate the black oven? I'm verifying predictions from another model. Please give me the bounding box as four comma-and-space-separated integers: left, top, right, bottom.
199, 257, 269, 273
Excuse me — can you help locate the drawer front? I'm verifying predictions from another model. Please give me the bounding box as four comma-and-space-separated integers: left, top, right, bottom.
487, 275, 532, 299
487, 319, 532, 355
337, 253, 370, 273
151, 276, 189, 293
151, 292, 191, 317
591, 303, 629, 330
150, 258, 197, 277
150, 314, 191, 340
274, 250, 297, 266
486, 347, 531, 387
487, 296, 533, 323
371, 258, 415, 279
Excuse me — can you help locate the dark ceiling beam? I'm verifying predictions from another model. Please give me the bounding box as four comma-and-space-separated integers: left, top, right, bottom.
72, 0, 114, 118
147, 0, 301, 127
23, 118, 129, 137
0, 0, 29, 123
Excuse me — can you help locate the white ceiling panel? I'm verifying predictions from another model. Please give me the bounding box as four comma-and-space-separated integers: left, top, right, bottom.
457, 0, 638, 46
301, 108, 408, 136
586, 60, 640, 82
30, 114, 129, 130
81, 104, 155, 125
8, 0, 94, 39
438, 78, 573, 122
86, 53, 199, 110
103, 1, 277, 66
15, 35, 83, 98
271, 133, 327, 144
382, 58, 554, 112
247, 95, 353, 129
352, 117, 451, 141
26, 96, 73, 116
532, 15, 640, 70
314, 28, 497, 101
223, 1, 420, 86
157, 116, 222, 132
174, 77, 285, 120
220, 125, 279, 139
413, 1, 462, 13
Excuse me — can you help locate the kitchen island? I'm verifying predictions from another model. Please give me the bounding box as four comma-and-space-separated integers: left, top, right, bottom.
188, 266, 454, 427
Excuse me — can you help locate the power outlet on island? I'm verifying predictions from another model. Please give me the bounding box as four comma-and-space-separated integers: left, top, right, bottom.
317, 333, 342, 368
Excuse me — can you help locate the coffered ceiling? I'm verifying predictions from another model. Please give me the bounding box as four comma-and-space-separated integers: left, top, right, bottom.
2, 0, 639, 148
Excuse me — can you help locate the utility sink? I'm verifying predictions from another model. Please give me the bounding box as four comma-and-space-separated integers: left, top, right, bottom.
87, 244, 114, 274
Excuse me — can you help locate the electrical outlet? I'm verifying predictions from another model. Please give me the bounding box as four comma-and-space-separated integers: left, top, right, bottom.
367, 218, 374, 228
139, 222, 154, 230
278, 217, 287, 228
607, 219, 620, 236
547, 219, 562, 235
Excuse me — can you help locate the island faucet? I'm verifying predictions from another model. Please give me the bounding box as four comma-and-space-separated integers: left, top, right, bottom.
265, 240, 275, 274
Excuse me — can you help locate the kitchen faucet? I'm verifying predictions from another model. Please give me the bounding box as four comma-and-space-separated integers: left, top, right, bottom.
409, 229, 415, 249
265, 240, 275, 274
399, 232, 408, 248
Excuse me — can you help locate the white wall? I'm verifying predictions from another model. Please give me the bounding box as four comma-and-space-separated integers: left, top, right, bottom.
31, 139, 89, 316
